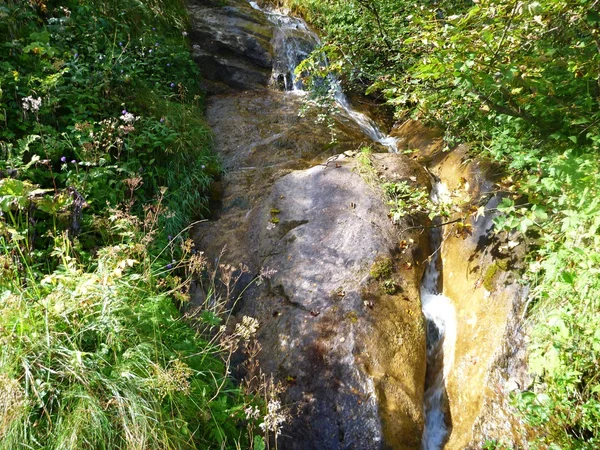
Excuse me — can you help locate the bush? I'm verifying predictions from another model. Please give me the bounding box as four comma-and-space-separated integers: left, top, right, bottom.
0, 0, 220, 238
0, 1, 269, 448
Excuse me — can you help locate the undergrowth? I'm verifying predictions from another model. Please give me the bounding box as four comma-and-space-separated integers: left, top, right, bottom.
282, 0, 600, 447
0, 1, 278, 448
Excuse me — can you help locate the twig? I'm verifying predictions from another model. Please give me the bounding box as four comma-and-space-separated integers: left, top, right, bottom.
400, 217, 464, 233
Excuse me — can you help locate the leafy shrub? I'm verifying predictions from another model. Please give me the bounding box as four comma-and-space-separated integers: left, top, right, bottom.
0, 0, 220, 238
287, 0, 600, 446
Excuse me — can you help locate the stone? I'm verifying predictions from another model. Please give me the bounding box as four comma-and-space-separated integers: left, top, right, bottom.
188, 0, 275, 90
391, 122, 529, 448
193, 89, 431, 448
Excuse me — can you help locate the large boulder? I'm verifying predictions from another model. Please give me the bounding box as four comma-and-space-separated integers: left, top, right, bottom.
188, 0, 275, 90
194, 90, 431, 448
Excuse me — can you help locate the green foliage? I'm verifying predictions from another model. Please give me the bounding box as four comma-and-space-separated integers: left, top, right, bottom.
0, 206, 262, 449
383, 181, 431, 221
381, 279, 399, 295
370, 257, 393, 280
354, 145, 378, 184
0, 1, 265, 449
0, 0, 220, 237
290, 0, 600, 446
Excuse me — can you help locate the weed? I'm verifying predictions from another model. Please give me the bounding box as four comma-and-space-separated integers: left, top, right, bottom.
381, 279, 399, 295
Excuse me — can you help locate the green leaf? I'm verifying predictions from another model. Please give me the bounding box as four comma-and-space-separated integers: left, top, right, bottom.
587, 9, 600, 23
519, 217, 534, 234
253, 436, 266, 450
561, 271, 575, 285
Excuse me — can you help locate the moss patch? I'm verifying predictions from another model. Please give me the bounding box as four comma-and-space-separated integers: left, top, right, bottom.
483, 259, 509, 291
370, 257, 393, 280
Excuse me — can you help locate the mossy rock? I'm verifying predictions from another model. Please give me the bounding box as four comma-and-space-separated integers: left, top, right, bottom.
483, 258, 510, 291
370, 257, 393, 280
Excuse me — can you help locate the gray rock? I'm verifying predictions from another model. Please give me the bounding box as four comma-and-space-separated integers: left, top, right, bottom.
188, 0, 275, 90
193, 91, 431, 449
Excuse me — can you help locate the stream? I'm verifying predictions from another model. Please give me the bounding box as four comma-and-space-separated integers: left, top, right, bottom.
421, 182, 457, 449
248, 2, 455, 447
252, 1, 399, 153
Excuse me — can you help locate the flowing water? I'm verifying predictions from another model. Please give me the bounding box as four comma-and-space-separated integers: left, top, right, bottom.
250, 1, 399, 152
248, 2, 452, 446
421, 182, 457, 449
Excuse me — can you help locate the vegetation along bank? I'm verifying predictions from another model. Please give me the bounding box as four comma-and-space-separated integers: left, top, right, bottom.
0, 1, 271, 449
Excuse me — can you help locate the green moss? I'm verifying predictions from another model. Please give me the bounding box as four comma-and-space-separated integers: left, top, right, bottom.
270, 208, 281, 215
370, 257, 393, 280
496, 258, 510, 271
354, 146, 378, 185
269, 217, 280, 224
346, 311, 359, 323
381, 279, 399, 295
483, 261, 506, 291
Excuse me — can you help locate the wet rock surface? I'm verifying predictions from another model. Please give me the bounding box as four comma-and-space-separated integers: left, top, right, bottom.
433, 148, 528, 450
188, 0, 275, 90
392, 120, 529, 448
194, 89, 430, 448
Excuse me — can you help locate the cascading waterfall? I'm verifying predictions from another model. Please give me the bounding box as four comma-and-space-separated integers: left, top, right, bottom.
247, 3, 455, 447
331, 88, 400, 152
249, 1, 399, 152
421, 181, 457, 450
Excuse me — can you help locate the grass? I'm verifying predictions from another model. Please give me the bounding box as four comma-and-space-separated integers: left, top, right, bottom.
0, 1, 268, 448
0, 215, 256, 449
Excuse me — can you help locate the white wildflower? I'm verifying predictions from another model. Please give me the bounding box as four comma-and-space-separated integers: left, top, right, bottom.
120, 112, 136, 123
530, 261, 543, 273
22, 96, 42, 112
259, 400, 286, 437
244, 405, 261, 420
259, 266, 277, 280
234, 316, 259, 340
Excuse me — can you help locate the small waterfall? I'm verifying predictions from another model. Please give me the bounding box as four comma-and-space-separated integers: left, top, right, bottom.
249, 2, 319, 91
248, 1, 398, 152
421, 181, 457, 450
332, 87, 399, 152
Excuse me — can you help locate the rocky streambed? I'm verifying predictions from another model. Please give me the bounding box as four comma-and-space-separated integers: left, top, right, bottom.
188, 1, 528, 448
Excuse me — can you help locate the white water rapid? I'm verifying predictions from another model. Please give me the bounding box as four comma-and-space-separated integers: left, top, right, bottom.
249, 1, 399, 152
421, 181, 457, 450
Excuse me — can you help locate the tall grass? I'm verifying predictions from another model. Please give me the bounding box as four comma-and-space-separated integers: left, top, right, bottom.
0, 0, 268, 448
0, 208, 257, 449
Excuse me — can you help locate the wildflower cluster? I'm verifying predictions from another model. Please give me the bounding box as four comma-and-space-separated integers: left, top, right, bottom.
259, 399, 287, 438
21, 96, 41, 112
235, 316, 260, 341
219, 316, 260, 352
153, 359, 194, 397
119, 110, 137, 124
